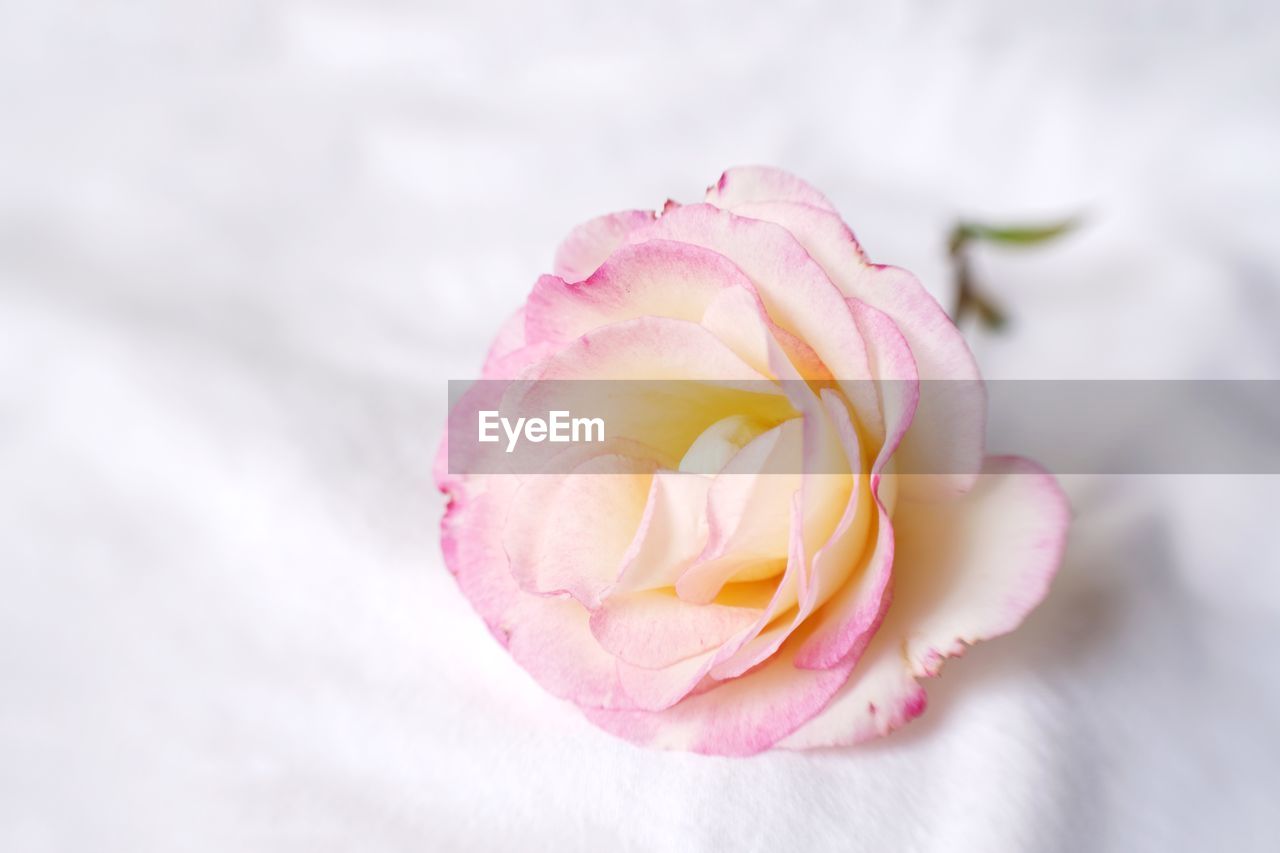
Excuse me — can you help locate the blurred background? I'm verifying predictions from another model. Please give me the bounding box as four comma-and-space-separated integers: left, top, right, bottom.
2, 1, 1279, 850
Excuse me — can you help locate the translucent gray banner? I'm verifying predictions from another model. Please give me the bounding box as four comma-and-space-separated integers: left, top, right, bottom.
446, 380, 1280, 475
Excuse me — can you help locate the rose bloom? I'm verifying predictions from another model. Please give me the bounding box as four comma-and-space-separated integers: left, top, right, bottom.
437, 167, 1069, 755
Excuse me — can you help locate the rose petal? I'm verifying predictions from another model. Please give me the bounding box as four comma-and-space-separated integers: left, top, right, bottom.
614, 651, 719, 711
776, 626, 928, 750
589, 589, 765, 670
793, 477, 893, 672
895, 455, 1071, 671
697, 285, 831, 383
727, 200, 985, 498
529, 239, 757, 346
710, 390, 873, 679
677, 414, 774, 476
482, 307, 527, 368
848, 298, 920, 472
706, 166, 838, 213
604, 577, 783, 712
477, 307, 556, 380
632, 204, 879, 425
585, 621, 858, 756
438, 473, 632, 709
532, 315, 776, 383
519, 316, 794, 465
705, 492, 808, 680
783, 302, 920, 670
675, 419, 803, 603
779, 455, 1070, 748
553, 209, 657, 283
503, 452, 657, 607
612, 470, 713, 593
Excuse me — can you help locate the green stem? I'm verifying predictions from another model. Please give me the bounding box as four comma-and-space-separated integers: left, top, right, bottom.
947, 216, 1080, 331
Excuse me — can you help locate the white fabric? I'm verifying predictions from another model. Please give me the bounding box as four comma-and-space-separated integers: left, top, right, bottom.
3, 1, 1279, 850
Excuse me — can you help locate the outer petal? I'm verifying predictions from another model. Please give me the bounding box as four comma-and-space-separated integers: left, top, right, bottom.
528, 240, 757, 347
553, 209, 657, 283
779, 456, 1070, 748
586, 622, 859, 756
776, 621, 928, 749
895, 456, 1071, 671
438, 472, 632, 710
706, 166, 838, 213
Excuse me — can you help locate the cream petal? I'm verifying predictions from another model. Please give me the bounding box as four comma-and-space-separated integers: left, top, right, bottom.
612, 470, 713, 593
780, 456, 1070, 748
675, 419, 804, 604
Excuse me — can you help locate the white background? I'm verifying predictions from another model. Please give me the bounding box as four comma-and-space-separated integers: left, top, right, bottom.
3, 1, 1279, 850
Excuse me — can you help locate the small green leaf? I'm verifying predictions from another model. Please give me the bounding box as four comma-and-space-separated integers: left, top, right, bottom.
956, 217, 1081, 247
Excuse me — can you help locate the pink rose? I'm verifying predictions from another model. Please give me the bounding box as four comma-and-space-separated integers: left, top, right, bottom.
437, 167, 1069, 755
